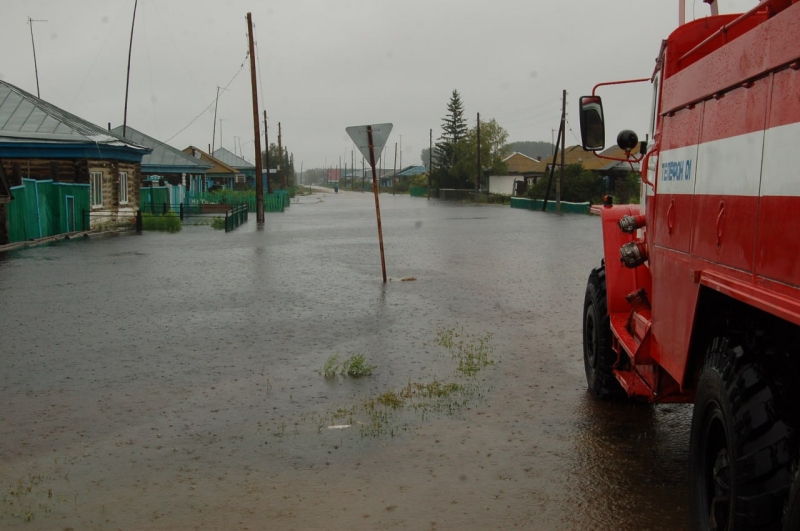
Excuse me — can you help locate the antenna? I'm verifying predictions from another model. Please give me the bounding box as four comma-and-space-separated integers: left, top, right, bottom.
27, 16, 48, 98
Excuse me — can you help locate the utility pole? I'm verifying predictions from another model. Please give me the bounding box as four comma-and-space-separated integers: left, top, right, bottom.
351, 150, 354, 190
428, 129, 432, 199
339, 156, 341, 188
361, 157, 365, 192
558, 89, 566, 214
277, 122, 283, 189
393, 142, 397, 196
211, 86, 228, 154
263, 110, 271, 194
476, 112, 481, 193
246, 12, 264, 223
27, 17, 47, 99
218, 118, 229, 152
122, 1, 137, 136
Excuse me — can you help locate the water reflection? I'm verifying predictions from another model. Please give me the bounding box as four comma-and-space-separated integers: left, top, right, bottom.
565, 393, 693, 530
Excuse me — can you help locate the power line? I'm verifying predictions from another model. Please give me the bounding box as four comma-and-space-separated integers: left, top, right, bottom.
165, 51, 249, 143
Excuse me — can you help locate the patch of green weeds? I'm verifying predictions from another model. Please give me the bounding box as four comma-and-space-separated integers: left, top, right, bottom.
210, 216, 225, 230
341, 353, 376, 377
317, 327, 497, 439
434, 327, 495, 377
321, 354, 340, 378
377, 391, 403, 408
141, 212, 182, 232
321, 353, 376, 378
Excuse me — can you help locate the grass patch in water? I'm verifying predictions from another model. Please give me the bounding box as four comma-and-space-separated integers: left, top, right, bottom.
341, 353, 376, 377
320, 353, 376, 378
434, 327, 495, 377
321, 354, 340, 378
318, 327, 497, 438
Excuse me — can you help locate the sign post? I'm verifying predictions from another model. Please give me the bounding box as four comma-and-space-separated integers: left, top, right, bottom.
346, 123, 393, 283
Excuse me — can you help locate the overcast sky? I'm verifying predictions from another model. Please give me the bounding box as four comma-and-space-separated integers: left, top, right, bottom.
1, 0, 758, 170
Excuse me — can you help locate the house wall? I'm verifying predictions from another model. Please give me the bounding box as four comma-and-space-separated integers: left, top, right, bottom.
2, 158, 84, 186
86, 160, 140, 212
488, 175, 522, 196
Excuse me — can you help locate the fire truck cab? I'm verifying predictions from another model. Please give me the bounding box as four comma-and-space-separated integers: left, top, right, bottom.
578, 1, 800, 529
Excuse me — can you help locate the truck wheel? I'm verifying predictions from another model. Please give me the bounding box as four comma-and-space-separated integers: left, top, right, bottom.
583, 266, 624, 399
784, 461, 800, 531
690, 336, 794, 531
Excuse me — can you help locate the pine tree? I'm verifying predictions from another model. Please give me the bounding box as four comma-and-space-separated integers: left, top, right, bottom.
434, 90, 469, 187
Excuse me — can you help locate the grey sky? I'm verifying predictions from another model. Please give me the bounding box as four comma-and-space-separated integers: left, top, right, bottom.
1, 0, 757, 170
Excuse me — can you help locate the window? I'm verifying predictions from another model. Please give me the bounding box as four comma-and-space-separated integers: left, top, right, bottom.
649, 72, 661, 142
119, 172, 128, 204
91, 171, 103, 207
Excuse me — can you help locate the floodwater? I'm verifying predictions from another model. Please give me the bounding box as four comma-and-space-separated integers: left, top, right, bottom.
0, 190, 692, 530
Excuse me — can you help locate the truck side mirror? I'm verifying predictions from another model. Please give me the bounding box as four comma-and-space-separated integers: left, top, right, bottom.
579, 96, 605, 151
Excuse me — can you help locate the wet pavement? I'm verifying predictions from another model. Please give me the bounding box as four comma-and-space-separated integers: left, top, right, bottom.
0, 190, 692, 530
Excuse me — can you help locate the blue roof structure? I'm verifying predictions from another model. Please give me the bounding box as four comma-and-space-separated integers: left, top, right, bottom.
111, 125, 212, 174
212, 147, 255, 171
395, 165, 428, 177
0, 80, 149, 162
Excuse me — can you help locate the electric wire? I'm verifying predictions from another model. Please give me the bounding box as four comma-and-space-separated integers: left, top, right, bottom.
150, 1, 205, 109
165, 51, 249, 143
140, 3, 159, 137
69, 2, 127, 108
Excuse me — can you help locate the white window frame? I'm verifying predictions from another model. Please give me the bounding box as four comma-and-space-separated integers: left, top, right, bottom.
91, 171, 103, 207
119, 171, 128, 204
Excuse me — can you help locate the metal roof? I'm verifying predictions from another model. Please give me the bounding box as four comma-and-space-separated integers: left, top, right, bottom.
0, 80, 146, 153
212, 147, 255, 170
110, 125, 212, 172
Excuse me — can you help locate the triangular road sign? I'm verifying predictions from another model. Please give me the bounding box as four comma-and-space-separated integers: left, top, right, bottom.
346, 123, 393, 168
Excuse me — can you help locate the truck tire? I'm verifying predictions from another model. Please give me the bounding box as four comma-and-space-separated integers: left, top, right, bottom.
690, 336, 794, 531
583, 266, 625, 399
784, 461, 800, 531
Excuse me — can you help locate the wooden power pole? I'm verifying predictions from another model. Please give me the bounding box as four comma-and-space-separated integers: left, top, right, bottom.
277, 122, 283, 189
476, 112, 481, 192
263, 110, 272, 194
393, 142, 397, 196
122, 1, 137, 136
428, 129, 432, 199
558, 89, 566, 214
246, 12, 264, 222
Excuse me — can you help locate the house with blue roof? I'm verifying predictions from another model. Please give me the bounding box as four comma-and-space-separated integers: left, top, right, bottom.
213, 147, 256, 189
111, 125, 212, 195
0, 80, 149, 244
380, 165, 428, 187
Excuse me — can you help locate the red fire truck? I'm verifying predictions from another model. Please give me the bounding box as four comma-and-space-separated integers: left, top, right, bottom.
578, 1, 800, 529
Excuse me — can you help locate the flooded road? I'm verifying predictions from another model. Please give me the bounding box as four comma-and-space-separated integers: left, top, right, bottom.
0, 191, 692, 530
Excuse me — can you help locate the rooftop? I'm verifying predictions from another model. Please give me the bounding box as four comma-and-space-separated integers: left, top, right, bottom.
111, 125, 212, 173
0, 80, 146, 154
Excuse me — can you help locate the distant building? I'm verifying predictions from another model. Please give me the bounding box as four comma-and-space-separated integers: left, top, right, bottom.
0, 80, 149, 244
112, 125, 212, 194
213, 147, 256, 189
488, 146, 641, 196
488, 152, 543, 195
380, 165, 427, 187
182, 146, 243, 189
